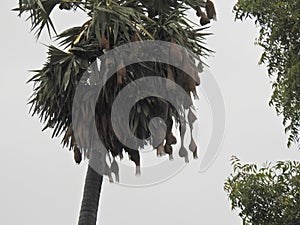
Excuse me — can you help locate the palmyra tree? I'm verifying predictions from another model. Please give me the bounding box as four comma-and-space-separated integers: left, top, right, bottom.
15, 0, 216, 224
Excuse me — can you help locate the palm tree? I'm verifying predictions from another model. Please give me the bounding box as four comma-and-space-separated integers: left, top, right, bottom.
15, 0, 216, 224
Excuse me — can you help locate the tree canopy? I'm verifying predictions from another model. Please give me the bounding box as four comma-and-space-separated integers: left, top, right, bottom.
233, 0, 300, 148
14, 0, 216, 177
224, 156, 300, 225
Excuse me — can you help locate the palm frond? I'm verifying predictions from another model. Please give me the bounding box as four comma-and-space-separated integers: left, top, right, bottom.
14, 0, 84, 39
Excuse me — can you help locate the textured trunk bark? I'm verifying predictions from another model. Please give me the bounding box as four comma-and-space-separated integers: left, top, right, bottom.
78, 165, 103, 225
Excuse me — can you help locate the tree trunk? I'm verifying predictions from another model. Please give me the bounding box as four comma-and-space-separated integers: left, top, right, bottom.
78, 165, 103, 225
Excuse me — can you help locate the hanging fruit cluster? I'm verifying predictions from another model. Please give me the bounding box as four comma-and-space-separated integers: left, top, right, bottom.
194, 0, 217, 26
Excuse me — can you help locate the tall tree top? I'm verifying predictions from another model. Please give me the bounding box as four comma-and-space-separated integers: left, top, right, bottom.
234, 0, 300, 148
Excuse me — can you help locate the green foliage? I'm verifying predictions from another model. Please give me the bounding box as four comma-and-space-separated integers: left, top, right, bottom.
233, 0, 300, 148
224, 156, 300, 225
15, 0, 215, 166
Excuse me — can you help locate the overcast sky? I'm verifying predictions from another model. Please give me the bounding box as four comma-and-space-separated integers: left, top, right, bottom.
1, 1, 300, 225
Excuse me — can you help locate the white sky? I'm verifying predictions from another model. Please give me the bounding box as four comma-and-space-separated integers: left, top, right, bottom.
1, 0, 300, 225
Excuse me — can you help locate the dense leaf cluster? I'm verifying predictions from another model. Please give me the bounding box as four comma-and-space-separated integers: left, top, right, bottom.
225, 156, 300, 225
15, 0, 214, 171
234, 0, 300, 148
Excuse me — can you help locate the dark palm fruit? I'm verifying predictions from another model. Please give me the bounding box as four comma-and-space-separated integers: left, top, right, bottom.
205, 0, 217, 20
182, 56, 194, 77
190, 59, 201, 86
193, 151, 198, 159
188, 108, 197, 125
105, 57, 113, 68
100, 32, 110, 50
195, 6, 202, 17
59, 2, 72, 10
182, 57, 199, 97
164, 144, 173, 160
195, 6, 210, 26
166, 132, 177, 145
148, 8, 158, 18
193, 72, 201, 86
197, 60, 204, 74
135, 166, 141, 176
189, 137, 197, 153
131, 32, 139, 42
119, 151, 124, 160
74, 146, 82, 164
117, 62, 126, 84
187, 77, 197, 98
112, 139, 123, 158
166, 65, 175, 90
157, 142, 165, 156
191, 89, 198, 99
179, 146, 189, 163
200, 14, 211, 26
180, 121, 186, 137
125, 148, 141, 175
183, 58, 197, 96
175, 71, 188, 95
176, 71, 189, 96
169, 37, 183, 67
